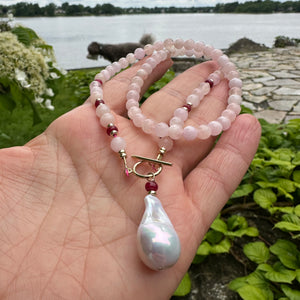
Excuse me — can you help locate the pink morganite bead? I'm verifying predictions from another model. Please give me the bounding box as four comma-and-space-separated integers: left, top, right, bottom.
174, 107, 188, 122
186, 94, 200, 107
208, 121, 223, 136
128, 82, 141, 93
134, 48, 145, 60
222, 109, 236, 122
136, 69, 148, 80
144, 44, 154, 55
229, 87, 242, 96
112, 62, 122, 73
184, 39, 194, 50
111, 137, 126, 153
126, 53, 136, 64
183, 126, 198, 141
198, 125, 212, 139
155, 122, 169, 137
199, 82, 211, 95
194, 41, 205, 52
227, 103, 241, 115
174, 38, 184, 49
217, 55, 230, 67
105, 65, 115, 77
154, 41, 164, 50
128, 106, 141, 119
132, 76, 144, 87
146, 57, 157, 69
211, 49, 223, 61
158, 137, 173, 151
101, 69, 110, 81
229, 78, 243, 89
126, 90, 139, 101
132, 113, 145, 128
203, 45, 214, 58
96, 104, 110, 118
126, 99, 139, 110
169, 116, 184, 126
95, 73, 106, 83
142, 119, 155, 134
227, 70, 240, 81
185, 49, 194, 57
141, 63, 153, 74
168, 125, 183, 140
222, 62, 236, 75
208, 73, 221, 86
119, 57, 129, 69
217, 116, 231, 131
100, 113, 115, 127
228, 94, 242, 105
158, 50, 168, 61
164, 38, 174, 49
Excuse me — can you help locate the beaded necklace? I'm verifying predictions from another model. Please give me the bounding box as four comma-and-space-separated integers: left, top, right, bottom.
88, 38, 242, 271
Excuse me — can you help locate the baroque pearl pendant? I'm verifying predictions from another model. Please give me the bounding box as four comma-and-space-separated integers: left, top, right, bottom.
137, 194, 181, 270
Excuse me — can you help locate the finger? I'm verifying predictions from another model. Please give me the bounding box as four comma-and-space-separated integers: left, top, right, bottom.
101, 58, 173, 116
184, 114, 261, 238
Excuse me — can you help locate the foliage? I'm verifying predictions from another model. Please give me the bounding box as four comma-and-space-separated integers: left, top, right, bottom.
0, 19, 65, 124
274, 36, 300, 48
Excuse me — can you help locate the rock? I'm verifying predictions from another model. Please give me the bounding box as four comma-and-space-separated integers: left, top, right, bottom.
253, 76, 276, 83
293, 102, 300, 112
274, 87, 300, 96
252, 86, 277, 96
226, 38, 269, 55
242, 83, 263, 91
254, 110, 286, 123
264, 79, 300, 86
243, 94, 267, 104
270, 71, 300, 78
268, 100, 298, 111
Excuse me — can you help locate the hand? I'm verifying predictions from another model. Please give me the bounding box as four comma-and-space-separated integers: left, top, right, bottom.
0, 58, 261, 299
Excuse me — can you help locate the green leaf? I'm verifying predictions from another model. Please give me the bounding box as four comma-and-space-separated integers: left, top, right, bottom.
0, 93, 16, 111
205, 230, 223, 244
173, 272, 191, 296
268, 206, 294, 215
296, 269, 300, 283
243, 242, 270, 264
11, 26, 39, 46
269, 239, 300, 269
227, 215, 248, 231
228, 277, 247, 291
254, 189, 277, 209
295, 205, 300, 217
274, 222, 300, 232
196, 241, 211, 256
226, 227, 259, 238
282, 214, 300, 225
231, 184, 254, 199
277, 179, 296, 193
293, 170, 300, 183
263, 262, 296, 283
210, 238, 231, 254
281, 284, 300, 300
292, 152, 300, 165
210, 217, 227, 233
236, 284, 272, 300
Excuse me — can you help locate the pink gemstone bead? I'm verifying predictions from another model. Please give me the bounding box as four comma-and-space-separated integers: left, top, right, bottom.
158, 137, 173, 151
126, 90, 139, 101
194, 41, 205, 52
164, 38, 174, 49
119, 57, 129, 69
217, 116, 231, 131
112, 62, 122, 73
208, 121, 223, 136
227, 70, 240, 80
198, 125, 212, 139
208, 73, 221, 86
126, 53, 136, 64
128, 106, 141, 119
132, 76, 144, 87
154, 41, 164, 50
128, 82, 141, 93
95, 73, 106, 83
228, 94, 242, 105
141, 63, 152, 74
111, 137, 126, 152
183, 126, 198, 141
174, 107, 188, 122
174, 38, 184, 49
169, 116, 184, 126
105, 65, 115, 77
168, 125, 183, 140
100, 113, 115, 127
158, 50, 168, 61
134, 48, 145, 60
217, 55, 230, 67
132, 113, 145, 128
186, 94, 200, 107
229, 78, 243, 89
126, 99, 139, 110
222, 109, 236, 122
184, 39, 194, 50
142, 119, 155, 134
227, 103, 241, 115
144, 44, 154, 55
89, 81, 100, 89
96, 104, 110, 118
203, 45, 214, 58
136, 69, 148, 80
229, 87, 242, 96
146, 57, 157, 69
199, 82, 210, 95
185, 50, 194, 57
211, 49, 223, 61
222, 62, 236, 75
101, 69, 110, 81
155, 122, 169, 137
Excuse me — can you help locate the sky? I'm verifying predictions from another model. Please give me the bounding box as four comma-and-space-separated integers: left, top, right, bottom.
0, 0, 296, 8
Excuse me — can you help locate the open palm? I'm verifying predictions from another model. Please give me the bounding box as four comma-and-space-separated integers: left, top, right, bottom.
0, 59, 261, 299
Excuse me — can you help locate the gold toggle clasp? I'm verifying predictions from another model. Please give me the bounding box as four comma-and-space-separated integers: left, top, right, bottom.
131, 155, 172, 179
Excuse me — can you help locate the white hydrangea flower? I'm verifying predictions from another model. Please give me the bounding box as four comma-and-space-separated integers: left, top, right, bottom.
35, 96, 44, 104
50, 72, 60, 79
45, 88, 54, 97
45, 99, 55, 111
15, 68, 31, 88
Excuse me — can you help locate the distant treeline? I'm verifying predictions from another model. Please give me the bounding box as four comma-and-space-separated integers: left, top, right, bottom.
0, 1, 300, 17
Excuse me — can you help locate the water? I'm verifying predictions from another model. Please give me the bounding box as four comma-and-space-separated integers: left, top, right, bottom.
15, 13, 300, 69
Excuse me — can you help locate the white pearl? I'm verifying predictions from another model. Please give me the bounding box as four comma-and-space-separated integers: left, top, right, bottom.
137, 195, 181, 271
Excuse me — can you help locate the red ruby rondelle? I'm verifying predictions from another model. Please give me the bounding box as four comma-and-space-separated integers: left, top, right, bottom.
106, 125, 118, 136
205, 79, 214, 88
183, 104, 192, 112
95, 99, 105, 107
95, 79, 103, 86
145, 181, 158, 192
